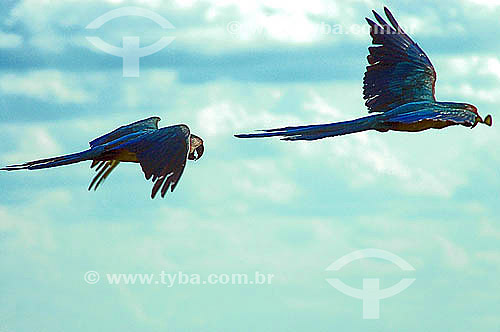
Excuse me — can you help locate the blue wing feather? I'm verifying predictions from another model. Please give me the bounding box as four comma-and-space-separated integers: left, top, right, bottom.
386, 108, 477, 126
89, 116, 160, 148
363, 7, 436, 113
116, 125, 190, 198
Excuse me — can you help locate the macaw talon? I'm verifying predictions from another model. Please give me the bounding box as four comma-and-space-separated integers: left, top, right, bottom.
484, 114, 493, 126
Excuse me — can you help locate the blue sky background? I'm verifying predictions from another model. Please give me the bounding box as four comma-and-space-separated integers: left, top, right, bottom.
0, 0, 499, 331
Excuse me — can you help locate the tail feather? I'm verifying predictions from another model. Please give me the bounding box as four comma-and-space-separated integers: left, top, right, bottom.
235, 115, 379, 141
1, 149, 97, 171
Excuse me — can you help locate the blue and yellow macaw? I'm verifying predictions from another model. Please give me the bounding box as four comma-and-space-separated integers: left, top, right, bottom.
235, 7, 492, 141
1, 117, 204, 198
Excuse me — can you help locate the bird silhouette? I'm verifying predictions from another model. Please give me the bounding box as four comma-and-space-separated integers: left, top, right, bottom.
1, 117, 204, 199
235, 7, 492, 141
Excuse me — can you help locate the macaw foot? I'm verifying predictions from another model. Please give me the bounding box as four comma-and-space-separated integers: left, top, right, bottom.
484, 114, 493, 126
473, 114, 493, 128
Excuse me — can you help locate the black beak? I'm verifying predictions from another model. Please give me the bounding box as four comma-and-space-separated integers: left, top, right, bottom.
188, 144, 204, 160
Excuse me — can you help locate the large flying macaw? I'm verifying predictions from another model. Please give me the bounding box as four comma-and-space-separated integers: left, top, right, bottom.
1, 117, 204, 199
235, 7, 492, 141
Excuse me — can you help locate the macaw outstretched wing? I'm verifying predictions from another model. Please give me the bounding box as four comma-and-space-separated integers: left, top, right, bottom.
89, 116, 161, 148
364, 7, 436, 113
117, 125, 191, 198
86, 117, 161, 189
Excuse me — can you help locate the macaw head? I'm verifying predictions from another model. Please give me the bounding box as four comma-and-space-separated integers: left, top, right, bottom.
188, 134, 204, 160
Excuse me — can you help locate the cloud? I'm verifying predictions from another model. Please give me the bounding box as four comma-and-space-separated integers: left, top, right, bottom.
0, 31, 22, 48
0, 188, 72, 252
4, 0, 499, 84
435, 236, 470, 269
468, 0, 500, 8
479, 221, 500, 240
475, 251, 500, 265
232, 159, 298, 203
0, 70, 93, 104
196, 101, 299, 139
0, 124, 62, 163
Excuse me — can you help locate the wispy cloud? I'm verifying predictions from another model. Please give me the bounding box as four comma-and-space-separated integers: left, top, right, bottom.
0, 70, 93, 103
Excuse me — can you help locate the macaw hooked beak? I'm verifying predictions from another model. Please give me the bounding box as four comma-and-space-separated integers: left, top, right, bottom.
188, 144, 204, 160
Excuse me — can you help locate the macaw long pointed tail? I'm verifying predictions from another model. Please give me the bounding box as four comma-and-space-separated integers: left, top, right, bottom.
235, 115, 379, 141
1, 149, 98, 171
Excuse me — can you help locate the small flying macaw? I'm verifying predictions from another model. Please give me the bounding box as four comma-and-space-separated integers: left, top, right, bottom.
235, 7, 492, 141
1, 117, 204, 199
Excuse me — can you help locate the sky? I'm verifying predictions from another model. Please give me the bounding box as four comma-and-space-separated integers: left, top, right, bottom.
0, 0, 499, 331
